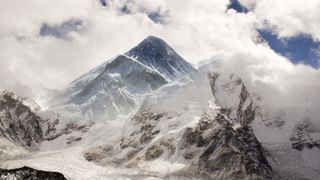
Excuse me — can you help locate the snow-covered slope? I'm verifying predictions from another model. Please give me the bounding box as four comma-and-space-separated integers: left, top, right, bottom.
54, 56, 167, 121
78, 71, 274, 179
53, 36, 195, 121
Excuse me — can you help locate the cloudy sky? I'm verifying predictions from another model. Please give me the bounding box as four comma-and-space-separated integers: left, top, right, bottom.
0, 0, 319, 106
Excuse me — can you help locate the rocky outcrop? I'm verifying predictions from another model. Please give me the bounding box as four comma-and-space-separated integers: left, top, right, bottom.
83, 145, 113, 162
0, 90, 43, 148
181, 113, 272, 180
290, 118, 320, 150
0, 166, 66, 180
209, 73, 257, 126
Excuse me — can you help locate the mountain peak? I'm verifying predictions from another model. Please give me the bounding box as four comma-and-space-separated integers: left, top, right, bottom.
126, 36, 173, 58
143, 35, 165, 43
126, 35, 195, 80
139, 35, 169, 49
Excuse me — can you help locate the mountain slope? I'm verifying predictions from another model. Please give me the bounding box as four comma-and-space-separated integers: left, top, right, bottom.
81, 71, 274, 179
53, 36, 195, 121
54, 55, 168, 120
126, 36, 196, 80
0, 90, 43, 149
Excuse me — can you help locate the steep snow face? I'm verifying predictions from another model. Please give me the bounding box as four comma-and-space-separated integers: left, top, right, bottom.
80, 72, 273, 179
126, 36, 196, 80
0, 90, 43, 149
54, 55, 168, 121
53, 36, 195, 121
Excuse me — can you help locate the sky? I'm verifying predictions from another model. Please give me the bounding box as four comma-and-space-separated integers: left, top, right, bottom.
0, 0, 319, 112
228, 0, 320, 68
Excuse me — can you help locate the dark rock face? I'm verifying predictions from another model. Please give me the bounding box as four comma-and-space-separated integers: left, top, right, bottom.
0, 90, 43, 148
0, 166, 66, 180
126, 36, 195, 80
181, 113, 273, 180
290, 119, 320, 150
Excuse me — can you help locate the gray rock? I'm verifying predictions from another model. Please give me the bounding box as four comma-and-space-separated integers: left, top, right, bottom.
0, 90, 43, 148
0, 166, 66, 180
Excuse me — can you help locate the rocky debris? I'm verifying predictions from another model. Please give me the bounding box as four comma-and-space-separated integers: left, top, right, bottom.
145, 145, 164, 160
0, 90, 43, 148
0, 166, 66, 180
120, 111, 165, 149
66, 136, 82, 145
46, 122, 92, 142
83, 146, 113, 161
290, 119, 320, 150
43, 117, 59, 138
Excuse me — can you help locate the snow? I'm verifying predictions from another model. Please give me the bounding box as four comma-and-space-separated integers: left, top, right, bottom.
302, 148, 320, 171
0, 138, 27, 160
1, 38, 319, 180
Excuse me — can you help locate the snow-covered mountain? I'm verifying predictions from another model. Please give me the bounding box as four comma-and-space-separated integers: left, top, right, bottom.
0, 36, 319, 180
81, 72, 273, 179
52, 36, 195, 121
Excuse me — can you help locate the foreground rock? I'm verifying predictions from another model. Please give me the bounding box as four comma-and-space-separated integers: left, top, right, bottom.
0, 166, 66, 180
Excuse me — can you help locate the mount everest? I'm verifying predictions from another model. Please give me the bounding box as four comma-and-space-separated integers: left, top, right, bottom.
0, 36, 319, 180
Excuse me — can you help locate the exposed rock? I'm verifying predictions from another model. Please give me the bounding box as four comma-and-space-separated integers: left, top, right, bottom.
290, 118, 320, 150
46, 121, 92, 142
181, 113, 273, 180
209, 73, 257, 126
145, 145, 164, 160
0, 90, 43, 148
66, 136, 82, 145
83, 146, 113, 162
0, 166, 66, 180
126, 36, 196, 80
120, 111, 165, 149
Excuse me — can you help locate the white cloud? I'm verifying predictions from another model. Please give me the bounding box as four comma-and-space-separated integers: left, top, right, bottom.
239, 0, 320, 41
0, 0, 319, 122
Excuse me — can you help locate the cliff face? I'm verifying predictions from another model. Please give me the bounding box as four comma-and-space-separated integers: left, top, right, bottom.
0, 90, 43, 148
